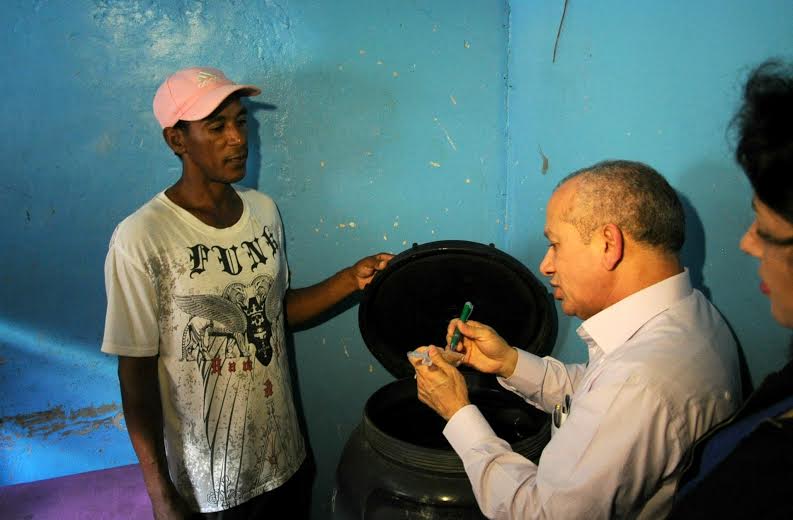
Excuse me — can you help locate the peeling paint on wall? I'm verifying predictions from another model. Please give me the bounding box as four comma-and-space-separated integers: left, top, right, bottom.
0, 403, 124, 442
433, 117, 457, 151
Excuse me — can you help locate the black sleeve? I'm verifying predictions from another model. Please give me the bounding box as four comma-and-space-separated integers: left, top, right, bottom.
668, 419, 793, 519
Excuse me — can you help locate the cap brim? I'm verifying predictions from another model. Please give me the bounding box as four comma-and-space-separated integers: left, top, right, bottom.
178, 84, 262, 123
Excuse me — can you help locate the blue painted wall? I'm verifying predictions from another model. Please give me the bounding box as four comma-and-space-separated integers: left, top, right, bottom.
1, 0, 792, 518
0, 1, 509, 516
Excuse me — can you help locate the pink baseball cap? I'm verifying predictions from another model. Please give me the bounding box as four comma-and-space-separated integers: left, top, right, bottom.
152, 67, 261, 129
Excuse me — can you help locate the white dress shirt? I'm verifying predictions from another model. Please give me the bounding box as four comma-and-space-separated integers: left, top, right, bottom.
444, 270, 741, 519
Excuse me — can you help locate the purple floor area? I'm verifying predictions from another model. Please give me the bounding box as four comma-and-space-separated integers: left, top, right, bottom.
0, 464, 152, 520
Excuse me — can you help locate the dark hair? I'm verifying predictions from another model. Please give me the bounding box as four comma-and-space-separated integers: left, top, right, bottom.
734, 60, 793, 224
560, 160, 686, 253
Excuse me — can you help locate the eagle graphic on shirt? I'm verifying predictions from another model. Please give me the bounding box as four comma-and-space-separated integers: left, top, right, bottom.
171, 270, 293, 508
174, 273, 285, 367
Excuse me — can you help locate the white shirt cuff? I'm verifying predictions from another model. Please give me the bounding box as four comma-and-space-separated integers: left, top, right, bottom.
497, 349, 546, 395
443, 404, 497, 454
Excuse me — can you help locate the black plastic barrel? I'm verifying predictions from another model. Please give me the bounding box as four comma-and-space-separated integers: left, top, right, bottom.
334, 241, 557, 519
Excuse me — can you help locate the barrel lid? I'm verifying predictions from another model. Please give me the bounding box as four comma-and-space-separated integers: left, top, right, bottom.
358, 240, 557, 379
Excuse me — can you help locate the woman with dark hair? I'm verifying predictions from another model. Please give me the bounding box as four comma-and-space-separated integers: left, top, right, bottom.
669, 60, 793, 518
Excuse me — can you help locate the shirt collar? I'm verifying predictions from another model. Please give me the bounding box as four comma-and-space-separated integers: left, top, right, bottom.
577, 268, 693, 354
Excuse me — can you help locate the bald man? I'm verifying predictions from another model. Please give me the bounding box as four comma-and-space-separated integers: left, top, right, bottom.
410, 160, 741, 519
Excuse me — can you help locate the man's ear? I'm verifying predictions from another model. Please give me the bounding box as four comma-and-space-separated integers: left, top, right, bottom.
601, 223, 624, 271
163, 126, 186, 156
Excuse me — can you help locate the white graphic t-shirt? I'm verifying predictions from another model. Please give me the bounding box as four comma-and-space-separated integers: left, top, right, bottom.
101, 187, 305, 512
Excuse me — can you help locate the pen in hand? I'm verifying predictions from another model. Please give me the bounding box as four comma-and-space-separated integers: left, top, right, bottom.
448, 301, 474, 352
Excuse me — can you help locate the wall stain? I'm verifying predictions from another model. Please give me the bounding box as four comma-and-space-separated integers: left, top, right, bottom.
538, 145, 549, 174
95, 133, 114, 155
0, 403, 124, 440
1, 183, 33, 199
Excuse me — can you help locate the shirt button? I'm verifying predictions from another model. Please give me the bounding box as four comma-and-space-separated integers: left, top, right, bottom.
723, 391, 731, 401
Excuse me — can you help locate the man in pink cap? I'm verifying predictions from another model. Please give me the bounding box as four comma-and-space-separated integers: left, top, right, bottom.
101, 67, 392, 518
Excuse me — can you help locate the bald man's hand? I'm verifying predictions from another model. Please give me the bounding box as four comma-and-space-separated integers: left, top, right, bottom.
409, 346, 470, 421
446, 319, 519, 379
